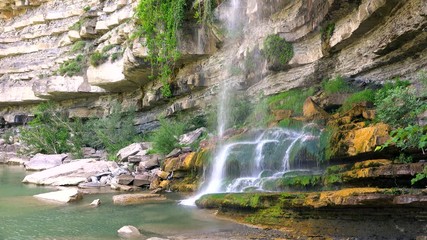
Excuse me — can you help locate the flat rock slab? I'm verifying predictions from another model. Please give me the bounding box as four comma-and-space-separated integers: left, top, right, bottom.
22, 159, 114, 186
112, 193, 167, 205
24, 153, 67, 171
34, 188, 82, 203
6, 157, 29, 165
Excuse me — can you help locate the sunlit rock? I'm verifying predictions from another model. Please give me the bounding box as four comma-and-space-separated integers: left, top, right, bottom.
24, 153, 68, 171
112, 193, 166, 205
117, 225, 142, 239
34, 188, 83, 203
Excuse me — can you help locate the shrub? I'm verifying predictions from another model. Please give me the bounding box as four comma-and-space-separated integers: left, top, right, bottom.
263, 34, 294, 66
89, 51, 108, 66
102, 44, 116, 53
19, 102, 83, 156
149, 118, 185, 154
375, 86, 422, 128
377, 125, 427, 154
135, 0, 187, 97
111, 52, 123, 62
411, 166, 427, 185
267, 87, 315, 116
322, 76, 352, 95
341, 89, 375, 111
58, 54, 85, 76
321, 22, 335, 41
374, 78, 410, 103
70, 41, 86, 53
84, 103, 142, 160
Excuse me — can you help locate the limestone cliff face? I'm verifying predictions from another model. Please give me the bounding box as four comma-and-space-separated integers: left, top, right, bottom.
0, 0, 426, 129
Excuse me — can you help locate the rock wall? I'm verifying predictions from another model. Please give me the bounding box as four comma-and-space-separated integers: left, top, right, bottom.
1, 0, 426, 129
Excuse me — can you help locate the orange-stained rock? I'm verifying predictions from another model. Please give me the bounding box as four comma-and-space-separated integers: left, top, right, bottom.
348, 123, 390, 156
272, 109, 293, 121
159, 180, 170, 189
182, 152, 197, 170
363, 109, 376, 120
303, 97, 329, 120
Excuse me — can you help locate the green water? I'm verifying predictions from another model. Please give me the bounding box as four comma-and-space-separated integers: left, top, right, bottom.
0, 165, 239, 240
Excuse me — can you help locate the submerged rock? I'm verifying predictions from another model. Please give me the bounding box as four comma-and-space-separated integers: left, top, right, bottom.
117, 225, 142, 239
34, 188, 82, 203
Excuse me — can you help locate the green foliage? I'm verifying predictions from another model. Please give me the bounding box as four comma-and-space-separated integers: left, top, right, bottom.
70, 41, 86, 53
321, 22, 335, 41
278, 175, 322, 188
192, 0, 216, 24
102, 44, 116, 53
341, 89, 375, 111
278, 119, 303, 130
411, 166, 427, 185
111, 52, 123, 62
229, 95, 252, 128
89, 51, 108, 67
149, 118, 185, 154
394, 153, 413, 164
57, 54, 85, 76
69, 19, 85, 31
267, 87, 315, 116
84, 103, 142, 160
135, 0, 187, 97
1, 129, 14, 144
19, 102, 83, 157
19, 102, 142, 160
248, 97, 270, 128
374, 78, 410, 103
83, 6, 91, 12
263, 34, 294, 66
378, 125, 427, 154
319, 126, 334, 161
322, 76, 352, 95
375, 86, 422, 128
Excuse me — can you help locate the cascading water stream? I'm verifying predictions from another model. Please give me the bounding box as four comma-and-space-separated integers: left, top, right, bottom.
180, 0, 319, 206
181, 128, 315, 205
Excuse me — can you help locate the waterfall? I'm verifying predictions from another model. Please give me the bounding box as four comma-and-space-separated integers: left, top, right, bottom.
180, 0, 318, 206
181, 128, 315, 205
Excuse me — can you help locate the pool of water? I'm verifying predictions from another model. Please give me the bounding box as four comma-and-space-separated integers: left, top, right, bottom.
0, 165, 243, 240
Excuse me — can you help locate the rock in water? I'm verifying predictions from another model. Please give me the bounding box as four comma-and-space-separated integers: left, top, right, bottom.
22, 159, 112, 186
24, 153, 67, 171
90, 199, 101, 207
34, 188, 82, 203
117, 225, 142, 238
112, 193, 166, 205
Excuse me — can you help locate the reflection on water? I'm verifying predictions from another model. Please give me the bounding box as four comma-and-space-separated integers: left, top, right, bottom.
0, 165, 239, 240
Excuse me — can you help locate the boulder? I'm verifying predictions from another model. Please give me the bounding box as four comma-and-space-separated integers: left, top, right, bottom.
6, 156, 28, 165
34, 188, 82, 203
166, 148, 182, 158
117, 225, 142, 239
155, 170, 170, 180
24, 153, 67, 171
112, 193, 166, 205
303, 97, 329, 120
117, 143, 151, 162
133, 173, 151, 187
90, 199, 101, 207
138, 154, 160, 170
117, 174, 134, 185
22, 159, 114, 186
178, 127, 206, 145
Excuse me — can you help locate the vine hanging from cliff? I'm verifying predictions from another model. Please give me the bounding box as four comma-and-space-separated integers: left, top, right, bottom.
135, 0, 187, 97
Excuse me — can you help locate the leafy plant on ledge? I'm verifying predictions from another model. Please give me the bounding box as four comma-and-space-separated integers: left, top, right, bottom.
135, 0, 187, 97
262, 34, 294, 69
